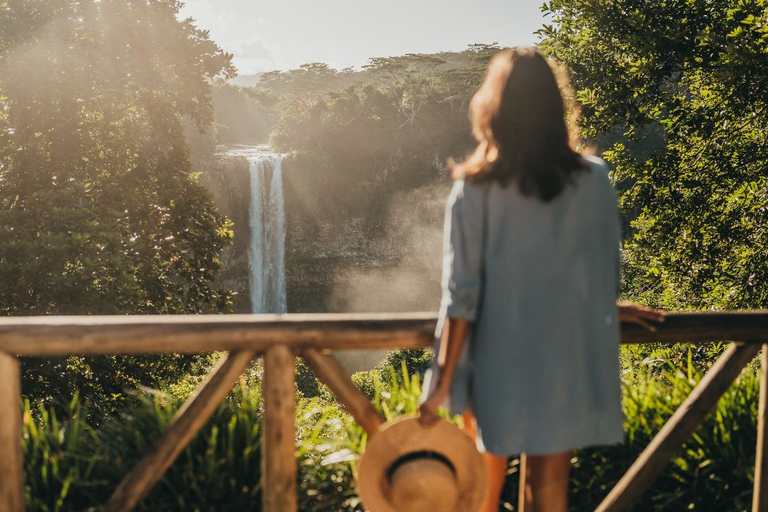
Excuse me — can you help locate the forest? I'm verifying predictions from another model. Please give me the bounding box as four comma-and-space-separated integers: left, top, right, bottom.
1, 0, 768, 510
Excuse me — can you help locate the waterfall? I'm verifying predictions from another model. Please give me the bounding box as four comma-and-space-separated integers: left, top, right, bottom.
248, 153, 287, 314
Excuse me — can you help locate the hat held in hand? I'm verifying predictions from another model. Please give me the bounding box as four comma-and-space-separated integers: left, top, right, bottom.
357, 416, 488, 512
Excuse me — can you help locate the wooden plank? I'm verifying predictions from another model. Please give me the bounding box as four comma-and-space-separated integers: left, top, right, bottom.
597, 342, 761, 512
0, 312, 767, 355
620, 311, 768, 344
0, 313, 437, 355
262, 345, 297, 512
104, 350, 257, 512
518, 454, 532, 512
754, 344, 768, 512
301, 348, 384, 437
0, 351, 24, 512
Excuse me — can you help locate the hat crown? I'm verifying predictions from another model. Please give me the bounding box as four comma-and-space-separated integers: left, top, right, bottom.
390, 458, 459, 511
358, 417, 487, 512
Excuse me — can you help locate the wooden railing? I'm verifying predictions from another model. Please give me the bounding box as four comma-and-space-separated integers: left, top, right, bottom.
0, 312, 767, 511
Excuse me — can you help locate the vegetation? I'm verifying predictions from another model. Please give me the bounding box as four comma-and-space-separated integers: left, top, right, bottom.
0, 0, 235, 406
21, 359, 762, 511
4, 0, 767, 510
211, 83, 277, 145
262, 46, 501, 241
540, 0, 768, 311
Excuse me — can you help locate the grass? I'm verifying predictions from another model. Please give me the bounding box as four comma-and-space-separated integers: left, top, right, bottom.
19, 350, 764, 511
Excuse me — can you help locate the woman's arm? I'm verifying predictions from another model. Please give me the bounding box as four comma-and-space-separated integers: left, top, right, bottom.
419, 316, 471, 425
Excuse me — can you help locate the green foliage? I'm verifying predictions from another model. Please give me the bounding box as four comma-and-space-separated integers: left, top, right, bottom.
540, 0, 768, 310
574, 359, 759, 511
0, 0, 237, 405
211, 83, 276, 144
491, 357, 759, 511
295, 399, 366, 511
351, 370, 378, 401
21, 357, 763, 511
0, 0, 235, 315
21, 352, 219, 414
350, 349, 433, 401
19, 367, 424, 511
295, 357, 323, 398
267, 46, 501, 246
374, 348, 433, 382
23, 395, 103, 511
23, 385, 265, 511
101, 388, 264, 510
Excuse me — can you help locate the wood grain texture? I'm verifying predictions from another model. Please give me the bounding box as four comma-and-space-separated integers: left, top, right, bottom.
620, 311, 768, 344
0, 351, 24, 512
754, 344, 768, 512
302, 348, 384, 437
0, 312, 766, 356
262, 345, 297, 512
518, 454, 532, 512
597, 343, 761, 512
104, 350, 257, 512
0, 313, 436, 355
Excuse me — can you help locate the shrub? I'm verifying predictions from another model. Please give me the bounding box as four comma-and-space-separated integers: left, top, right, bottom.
21, 354, 762, 511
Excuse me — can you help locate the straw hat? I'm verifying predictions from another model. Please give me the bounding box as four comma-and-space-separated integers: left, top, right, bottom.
358, 416, 487, 512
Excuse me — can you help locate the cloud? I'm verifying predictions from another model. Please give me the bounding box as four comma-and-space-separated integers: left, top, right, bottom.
232, 36, 286, 73
179, 0, 236, 34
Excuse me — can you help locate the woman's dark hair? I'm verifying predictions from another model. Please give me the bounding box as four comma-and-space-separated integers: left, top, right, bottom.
453, 48, 587, 201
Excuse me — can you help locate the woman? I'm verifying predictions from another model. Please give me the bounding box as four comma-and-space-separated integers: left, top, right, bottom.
419, 48, 663, 512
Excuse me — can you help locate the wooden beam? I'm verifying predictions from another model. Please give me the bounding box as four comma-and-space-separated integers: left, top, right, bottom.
620, 312, 768, 344
0, 311, 767, 356
104, 350, 257, 512
754, 344, 768, 512
597, 343, 761, 512
518, 454, 532, 512
0, 351, 24, 512
301, 348, 384, 437
0, 313, 436, 355
262, 345, 297, 512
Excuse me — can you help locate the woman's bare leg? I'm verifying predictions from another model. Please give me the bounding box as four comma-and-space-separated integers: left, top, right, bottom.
462, 411, 507, 512
479, 453, 507, 512
526, 451, 572, 512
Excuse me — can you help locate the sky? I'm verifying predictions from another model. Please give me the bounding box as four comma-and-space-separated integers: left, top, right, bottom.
178, 1, 549, 75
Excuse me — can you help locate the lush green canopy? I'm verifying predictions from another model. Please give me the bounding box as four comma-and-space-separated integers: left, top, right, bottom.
0, 0, 235, 315
266, 46, 499, 236
0, 0, 236, 403
540, 0, 768, 310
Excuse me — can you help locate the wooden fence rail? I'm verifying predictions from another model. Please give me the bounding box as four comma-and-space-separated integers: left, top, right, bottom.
0, 311, 767, 511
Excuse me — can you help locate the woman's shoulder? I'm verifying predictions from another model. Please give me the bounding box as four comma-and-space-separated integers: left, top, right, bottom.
577, 155, 619, 215
452, 177, 490, 197
447, 178, 488, 215
580, 154, 610, 176
579, 155, 614, 190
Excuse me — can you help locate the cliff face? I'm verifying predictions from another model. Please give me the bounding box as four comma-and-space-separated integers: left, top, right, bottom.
282, 154, 448, 315
200, 157, 252, 313
201, 153, 449, 370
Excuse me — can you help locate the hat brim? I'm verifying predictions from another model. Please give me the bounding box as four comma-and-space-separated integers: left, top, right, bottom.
358, 416, 487, 512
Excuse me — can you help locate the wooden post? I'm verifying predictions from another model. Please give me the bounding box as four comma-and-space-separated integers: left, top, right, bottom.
301, 348, 384, 437
754, 344, 768, 512
262, 345, 297, 512
597, 342, 760, 512
518, 454, 532, 512
105, 350, 257, 512
0, 351, 24, 512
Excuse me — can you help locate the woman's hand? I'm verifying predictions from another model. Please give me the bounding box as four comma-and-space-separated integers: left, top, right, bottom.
419, 385, 449, 426
617, 301, 665, 331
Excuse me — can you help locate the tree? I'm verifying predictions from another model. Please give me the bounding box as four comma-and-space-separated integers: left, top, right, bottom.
211, 82, 277, 144
0, 0, 236, 404
540, 0, 768, 310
